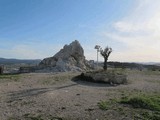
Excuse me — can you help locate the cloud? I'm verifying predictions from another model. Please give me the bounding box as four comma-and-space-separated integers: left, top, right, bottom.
114, 0, 160, 34
102, 0, 160, 62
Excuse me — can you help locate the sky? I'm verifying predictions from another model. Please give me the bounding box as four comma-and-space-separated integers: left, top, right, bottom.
0, 0, 160, 62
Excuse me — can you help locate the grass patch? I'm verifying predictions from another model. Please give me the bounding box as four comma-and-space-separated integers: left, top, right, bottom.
141, 111, 160, 120
97, 99, 117, 110
53, 74, 74, 81
7, 117, 18, 120
143, 69, 160, 76
0, 74, 19, 79
118, 92, 160, 120
0, 74, 20, 82
99, 91, 160, 119
41, 79, 55, 85
86, 68, 126, 75
23, 113, 63, 120
98, 100, 111, 110
120, 94, 160, 111
40, 74, 75, 85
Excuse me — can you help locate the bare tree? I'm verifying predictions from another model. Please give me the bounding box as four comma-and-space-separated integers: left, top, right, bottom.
100, 46, 112, 70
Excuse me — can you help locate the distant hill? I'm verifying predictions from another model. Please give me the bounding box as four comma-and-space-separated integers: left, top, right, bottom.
106, 61, 160, 70
138, 62, 160, 66
0, 58, 41, 65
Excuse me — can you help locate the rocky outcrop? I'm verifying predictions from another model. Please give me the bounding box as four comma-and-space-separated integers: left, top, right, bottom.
39, 40, 91, 72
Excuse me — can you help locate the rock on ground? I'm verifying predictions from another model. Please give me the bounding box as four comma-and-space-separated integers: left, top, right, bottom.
39, 40, 92, 72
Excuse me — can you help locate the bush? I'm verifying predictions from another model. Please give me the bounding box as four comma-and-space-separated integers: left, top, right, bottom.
79, 69, 127, 85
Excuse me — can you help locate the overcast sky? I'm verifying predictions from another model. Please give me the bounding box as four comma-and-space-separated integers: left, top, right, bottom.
0, 0, 160, 62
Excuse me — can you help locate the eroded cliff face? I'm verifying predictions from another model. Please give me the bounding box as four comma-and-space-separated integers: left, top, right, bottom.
39, 40, 90, 72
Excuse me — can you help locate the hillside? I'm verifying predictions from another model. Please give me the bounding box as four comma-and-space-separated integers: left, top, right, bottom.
0, 58, 41, 65
106, 61, 160, 70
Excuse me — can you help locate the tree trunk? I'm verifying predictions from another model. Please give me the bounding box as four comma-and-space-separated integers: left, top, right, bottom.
103, 58, 108, 70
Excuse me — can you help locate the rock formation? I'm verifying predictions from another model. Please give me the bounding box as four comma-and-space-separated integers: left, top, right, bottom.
39, 40, 91, 72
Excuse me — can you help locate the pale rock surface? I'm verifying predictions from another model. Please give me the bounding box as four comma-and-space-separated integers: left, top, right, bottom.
39, 40, 91, 72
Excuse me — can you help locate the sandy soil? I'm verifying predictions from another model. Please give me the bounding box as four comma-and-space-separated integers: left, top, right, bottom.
0, 70, 160, 120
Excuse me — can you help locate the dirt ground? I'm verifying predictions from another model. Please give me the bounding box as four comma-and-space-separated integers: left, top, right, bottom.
0, 69, 160, 120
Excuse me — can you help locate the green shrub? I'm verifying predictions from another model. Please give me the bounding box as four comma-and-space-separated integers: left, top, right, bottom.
98, 99, 117, 110
141, 111, 160, 120
98, 100, 111, 110
120, 95, 160, 111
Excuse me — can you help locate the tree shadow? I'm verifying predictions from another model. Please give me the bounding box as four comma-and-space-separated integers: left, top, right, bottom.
9, 88, 49, 100
8, 74, 117, 101
8, 83, 78, 101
